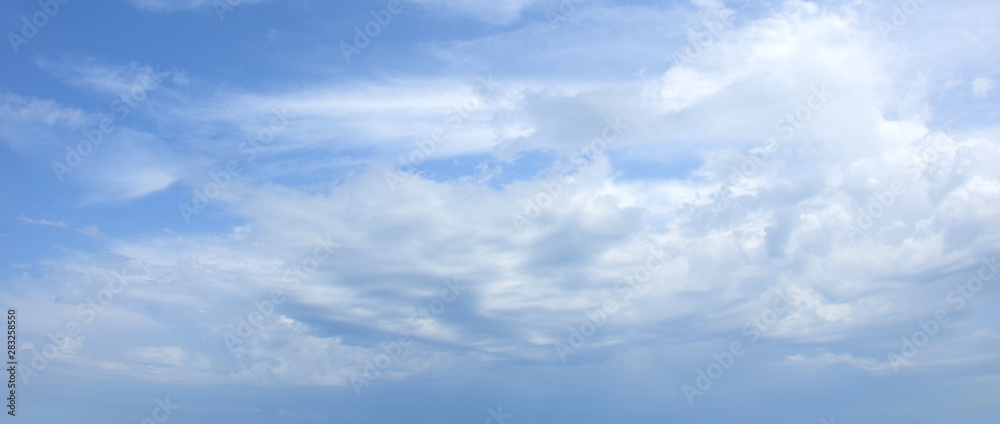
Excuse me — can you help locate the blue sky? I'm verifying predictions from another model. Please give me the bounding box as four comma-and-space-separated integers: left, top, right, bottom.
1, 0, 999, 422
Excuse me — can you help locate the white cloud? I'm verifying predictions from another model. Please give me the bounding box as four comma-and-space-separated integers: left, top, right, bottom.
78, 225, 105, 238
409, 0, 545, 25
71, 129, 182, 203
6, 0, 1000, 390
17, 215, 70, 228
0, 93, 92, 156
127, 0, 269, 12
0, 93, 90, 127
34, 58, 176, 97
642, 65, 742, 113
972, 77, 996, 98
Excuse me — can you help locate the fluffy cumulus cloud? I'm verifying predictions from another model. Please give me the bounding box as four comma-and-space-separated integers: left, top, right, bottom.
2, 0, 999, 422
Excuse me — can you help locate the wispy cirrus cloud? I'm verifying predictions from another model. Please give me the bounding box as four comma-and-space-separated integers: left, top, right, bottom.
17, 215, 71, 228
126, 0, 270, 12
